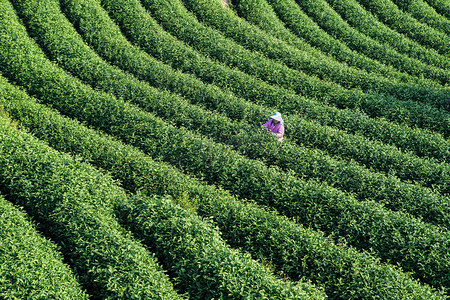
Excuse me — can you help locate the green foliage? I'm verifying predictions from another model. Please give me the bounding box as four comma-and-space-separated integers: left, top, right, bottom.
423, 0, 450, 18
0, 195, 89, 300
1, 37, 449, 291
0, 4, 325, 297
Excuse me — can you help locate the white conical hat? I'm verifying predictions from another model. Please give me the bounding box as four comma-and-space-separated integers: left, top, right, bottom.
270, 112, 283, 123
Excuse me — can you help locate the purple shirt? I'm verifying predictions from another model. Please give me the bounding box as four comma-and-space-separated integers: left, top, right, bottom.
263, 119, 285, 141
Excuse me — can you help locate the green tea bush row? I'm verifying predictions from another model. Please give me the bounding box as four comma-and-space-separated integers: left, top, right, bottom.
15, 0, 450, 222
61, 0, 450, 163
356, 0, 450, 55
0, 193, 89, 300
102, 0, 450, 136
0, 113, 183, 299
230, 0, 414, 81
0, 76, 444, 300
118, 195, 325, 299
142, 0, 450, 112
266, 0, 450, 77
180, 0, 449, 102
391, 0, 450, 34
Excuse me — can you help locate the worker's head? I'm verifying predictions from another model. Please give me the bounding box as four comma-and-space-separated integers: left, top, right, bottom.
270, 112, 283, 124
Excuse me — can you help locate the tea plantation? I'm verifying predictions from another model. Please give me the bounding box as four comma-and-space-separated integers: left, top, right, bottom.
0, 0, 449, 298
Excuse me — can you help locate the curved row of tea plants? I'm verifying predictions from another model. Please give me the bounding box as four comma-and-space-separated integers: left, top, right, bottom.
229, 0, 414, 81
140, 0, 450, 114
356, 0, 450, 55
0, 192, 89, 299
1, 14, 450, 290
18, 0, 450, 225
391, 0, 450, 34
62, 0, 450, 164
0, 73, 445, 299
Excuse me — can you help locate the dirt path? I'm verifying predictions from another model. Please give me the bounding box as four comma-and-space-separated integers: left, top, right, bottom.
221, 0, 229, 8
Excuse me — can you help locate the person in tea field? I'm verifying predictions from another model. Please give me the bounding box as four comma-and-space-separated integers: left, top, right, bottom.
262, 112, 285, 142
